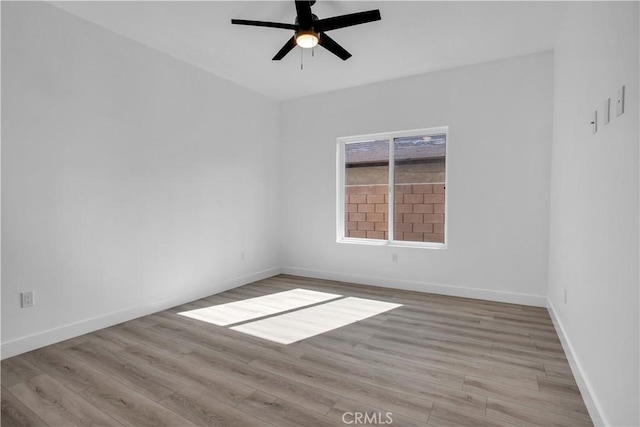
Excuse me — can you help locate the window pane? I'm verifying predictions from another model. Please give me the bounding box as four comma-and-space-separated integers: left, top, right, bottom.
344, 139, 389, 240
394, 133, 446, 243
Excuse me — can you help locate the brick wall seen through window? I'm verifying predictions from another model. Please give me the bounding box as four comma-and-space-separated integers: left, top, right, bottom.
339, 128, 447, 246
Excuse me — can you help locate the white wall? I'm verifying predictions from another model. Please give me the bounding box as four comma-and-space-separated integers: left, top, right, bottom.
279, 51, 553, 305
1, 2, 281, 358
548, 2, 639, 426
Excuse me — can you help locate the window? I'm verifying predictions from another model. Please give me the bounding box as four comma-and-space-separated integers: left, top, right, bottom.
337, 127, 447, 247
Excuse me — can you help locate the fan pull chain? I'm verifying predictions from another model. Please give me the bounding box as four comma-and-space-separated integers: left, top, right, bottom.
300, 48, 303, 70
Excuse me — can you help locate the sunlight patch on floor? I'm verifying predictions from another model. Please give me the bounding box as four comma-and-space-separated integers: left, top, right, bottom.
231, 297, 402, 344
177, 288, 342, 326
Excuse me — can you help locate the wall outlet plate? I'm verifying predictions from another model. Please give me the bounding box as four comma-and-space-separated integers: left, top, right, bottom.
21, 291, 34, 308
616, 85, 625, 116
591, 110, 598, 134
604, 98, 610, 124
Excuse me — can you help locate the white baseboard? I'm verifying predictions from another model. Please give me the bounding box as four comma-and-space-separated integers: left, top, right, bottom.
281, 266, 547, 307
1, 267, 282, 360
546, 300, 607, 426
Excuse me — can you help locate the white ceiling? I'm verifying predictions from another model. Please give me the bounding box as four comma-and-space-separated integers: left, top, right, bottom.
51, 1, 566, 100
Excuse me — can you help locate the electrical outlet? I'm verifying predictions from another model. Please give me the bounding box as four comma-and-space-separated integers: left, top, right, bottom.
21, 291, 34, 308
391, 253, 398, 263
616, 85, 625, 116
591, 110, 598, 133
563, 289, 568, 304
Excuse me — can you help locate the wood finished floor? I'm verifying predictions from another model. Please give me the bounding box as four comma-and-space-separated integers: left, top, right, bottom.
2, 275, 592, 426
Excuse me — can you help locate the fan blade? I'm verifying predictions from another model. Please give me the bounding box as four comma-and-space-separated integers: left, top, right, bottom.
231, 19, 297, 30
316, 10, 381, 32
272, 36, 298, 60
319, 33, 351, 60
295, 0, 313, 29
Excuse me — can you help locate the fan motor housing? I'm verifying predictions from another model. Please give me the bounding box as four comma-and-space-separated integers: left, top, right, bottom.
295, 14, 319, 30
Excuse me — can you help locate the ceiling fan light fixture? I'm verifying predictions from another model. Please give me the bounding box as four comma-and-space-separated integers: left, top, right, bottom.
231, 2, 381, 61
295, 31, 319, 49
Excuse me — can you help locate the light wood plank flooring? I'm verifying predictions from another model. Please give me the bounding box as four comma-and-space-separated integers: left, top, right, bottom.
2, 275, 592, 426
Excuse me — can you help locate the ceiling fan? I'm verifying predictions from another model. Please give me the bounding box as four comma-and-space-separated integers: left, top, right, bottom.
231, 1, 381, 61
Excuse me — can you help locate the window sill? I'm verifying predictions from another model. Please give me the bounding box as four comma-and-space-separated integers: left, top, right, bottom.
338, 237, 447, 250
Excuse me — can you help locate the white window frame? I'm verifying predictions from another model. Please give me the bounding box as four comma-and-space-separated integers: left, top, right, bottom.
337, 127, 449, 249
